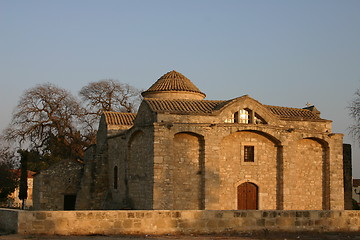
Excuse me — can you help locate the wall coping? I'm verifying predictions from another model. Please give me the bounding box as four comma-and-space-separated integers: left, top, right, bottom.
1, 209, 359, 235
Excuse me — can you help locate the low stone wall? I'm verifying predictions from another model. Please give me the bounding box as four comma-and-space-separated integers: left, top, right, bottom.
1, 209, 360, 235
0, 208, 19, 233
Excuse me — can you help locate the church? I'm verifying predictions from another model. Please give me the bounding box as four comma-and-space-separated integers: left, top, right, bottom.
33, 70, 348, 211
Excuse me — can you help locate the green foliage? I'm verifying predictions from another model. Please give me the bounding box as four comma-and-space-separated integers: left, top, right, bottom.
18, 150, 28, 204
353, 199, 360, 210
0, 161, 18, 203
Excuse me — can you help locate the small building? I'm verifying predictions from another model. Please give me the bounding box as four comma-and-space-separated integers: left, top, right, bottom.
6, 170, 35, 209
34, 70, 349, 210
33, 160, 83, 210
353, 179, 360, 207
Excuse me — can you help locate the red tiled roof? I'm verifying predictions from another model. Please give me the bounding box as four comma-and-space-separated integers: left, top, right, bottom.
353, 179, 360, 187
144, 98, 324, 120
265, 105, 322, 120
142, 70, 206, 97
144, 99, 225, 114
103, 112, 136, 125
11, 169, 36, 178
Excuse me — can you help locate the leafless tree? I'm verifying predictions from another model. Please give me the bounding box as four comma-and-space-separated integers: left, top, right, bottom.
79, 79, 142, 115
4, 83, 91, 160
3, 80, 142, 168
349, 89, 360, 142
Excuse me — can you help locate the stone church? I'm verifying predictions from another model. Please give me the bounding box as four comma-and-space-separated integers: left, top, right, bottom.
33, 70, 349, 211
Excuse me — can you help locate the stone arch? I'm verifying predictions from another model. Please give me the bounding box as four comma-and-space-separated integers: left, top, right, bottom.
238, 130, 282, 146
127, 130, 145, 169
125, 130, 152, 209
216, 95, 278, 125
172, 131, 205, 210
284, 137, 329, 210
305, 137, 330, 210
220, 130, 282, 210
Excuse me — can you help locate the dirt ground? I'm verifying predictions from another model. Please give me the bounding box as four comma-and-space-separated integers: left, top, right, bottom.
0, 232, 360, 240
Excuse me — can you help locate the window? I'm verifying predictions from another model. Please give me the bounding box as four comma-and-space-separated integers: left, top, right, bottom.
244, 146, 255, 162
233, 111, 239, 123
114, 166, 118, 190
225, 109, 267, 124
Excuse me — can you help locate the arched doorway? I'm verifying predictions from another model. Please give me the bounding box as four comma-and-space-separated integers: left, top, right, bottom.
237, 182, 258, 210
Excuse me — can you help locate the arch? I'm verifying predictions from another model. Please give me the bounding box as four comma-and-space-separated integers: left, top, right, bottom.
127, 130, 145, 147
237, 130, 282, 146
237, 182, 258, 210
216, 95, 278, 125
284, 137, 329, 210
172, 132, 205, 210
125, 129, 152, 209
304, 137, 330, 210
220, 130, 282, 210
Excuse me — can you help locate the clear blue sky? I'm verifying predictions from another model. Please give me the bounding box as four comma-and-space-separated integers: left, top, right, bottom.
1, 1, 360, 176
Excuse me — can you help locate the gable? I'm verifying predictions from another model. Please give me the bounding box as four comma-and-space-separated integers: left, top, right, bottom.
216, 95, 326, 125
215, 95, 276, 125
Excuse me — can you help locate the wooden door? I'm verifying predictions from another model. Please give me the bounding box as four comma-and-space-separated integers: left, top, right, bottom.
237, 182, 258, 210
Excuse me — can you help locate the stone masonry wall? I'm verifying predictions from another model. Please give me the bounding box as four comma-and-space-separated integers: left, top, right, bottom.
283, 139, 324, 210
1, 209, 360, 235
219, 131, 278, 210
33, 160, 83, 210
172, 132, 204, 210
151, 120, 344, 210
127, 129, 154, 209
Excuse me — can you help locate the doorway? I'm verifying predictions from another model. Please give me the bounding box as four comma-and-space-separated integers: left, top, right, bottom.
64, 194, 77, 210
237, 182, 258, 210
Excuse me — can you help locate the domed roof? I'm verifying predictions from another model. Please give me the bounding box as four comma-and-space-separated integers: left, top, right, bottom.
141, 70, 206, 100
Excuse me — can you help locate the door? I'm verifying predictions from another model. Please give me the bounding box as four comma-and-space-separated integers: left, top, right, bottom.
237, 182, 258, 210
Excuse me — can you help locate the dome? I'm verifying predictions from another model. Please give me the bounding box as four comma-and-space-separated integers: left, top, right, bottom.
141, 70, 206, 100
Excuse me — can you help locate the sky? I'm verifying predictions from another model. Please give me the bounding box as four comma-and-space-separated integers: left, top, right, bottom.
1, 1, 360, 176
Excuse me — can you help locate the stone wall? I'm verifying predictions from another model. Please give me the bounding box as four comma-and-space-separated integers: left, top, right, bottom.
127, 129, 154, 209
1, 209, 360, 235
219, 131, 278, 210
0, 208, 18, 233
33, 160, 83, 210
150, 120, 344, 210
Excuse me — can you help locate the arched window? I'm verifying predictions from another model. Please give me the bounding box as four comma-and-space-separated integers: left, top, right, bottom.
226, 109, 267, 124
239, 109, 249, 123
114, 166, 118, 190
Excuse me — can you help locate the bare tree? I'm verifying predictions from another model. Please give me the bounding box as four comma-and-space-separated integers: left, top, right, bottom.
349, 89, 360, 142
3, 80, 142, 170
4, 83, 91, 160
80, 79, 142, 115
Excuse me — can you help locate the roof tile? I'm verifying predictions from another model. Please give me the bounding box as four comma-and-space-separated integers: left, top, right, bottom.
142, 70, 205, 97
103, 112, 136, 125
265, 105, 322, 120
145, 99, 225, 114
